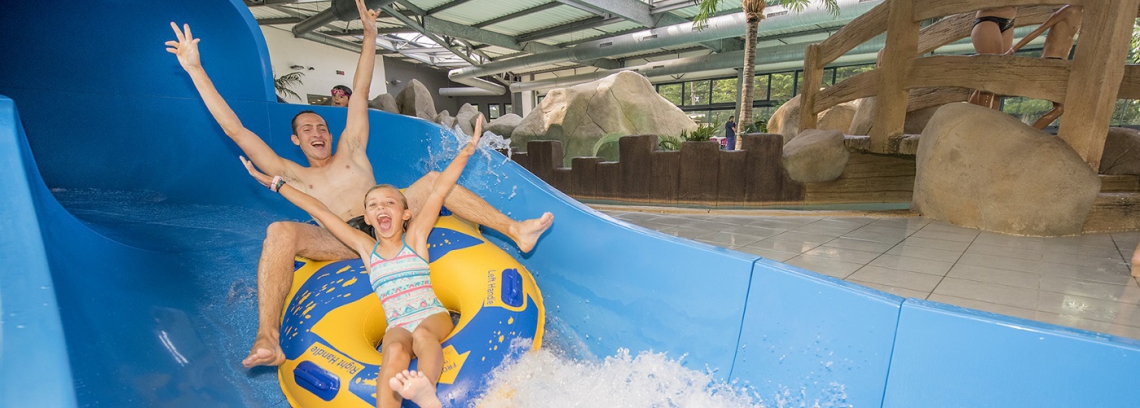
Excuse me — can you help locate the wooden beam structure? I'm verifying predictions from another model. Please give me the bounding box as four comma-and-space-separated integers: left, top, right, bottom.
816, 2, 888, 64
1057, 0, 1140, 169
908, 55, 1070, 103
813, 71, 879, 115
915, 0, 1081, 22
798, 44, 824, 131
869, 0, 918, 152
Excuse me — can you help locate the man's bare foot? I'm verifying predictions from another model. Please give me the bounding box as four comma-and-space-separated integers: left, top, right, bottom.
389, 370, 442, 408
511, 212, 554, 253
242, 335, 285, 368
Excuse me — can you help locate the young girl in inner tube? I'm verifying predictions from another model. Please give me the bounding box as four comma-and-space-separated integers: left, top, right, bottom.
241, 124, 490, 408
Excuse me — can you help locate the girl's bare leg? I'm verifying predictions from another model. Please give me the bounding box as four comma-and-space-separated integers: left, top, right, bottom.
377, 329, 414, 408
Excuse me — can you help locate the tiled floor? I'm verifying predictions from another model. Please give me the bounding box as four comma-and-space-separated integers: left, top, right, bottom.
599, 208, 1140, 340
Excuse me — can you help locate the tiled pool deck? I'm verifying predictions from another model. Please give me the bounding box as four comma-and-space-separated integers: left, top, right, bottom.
598, 207, 1140, 340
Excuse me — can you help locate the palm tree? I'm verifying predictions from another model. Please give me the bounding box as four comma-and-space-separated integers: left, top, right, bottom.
274, 71, 305, 102
694, 0, 838, 145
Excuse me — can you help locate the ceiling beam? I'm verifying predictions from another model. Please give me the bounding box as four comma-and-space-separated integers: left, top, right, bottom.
422, 15, 558, 53
377, 3, 482, 65
515, 15, 623, 43
257, 17, 304, 25
244, 0, 307, 7
318, 26, 414, 36
556, 0, 654, 27
650, 0, 698, 14
473, 2, 563, 28
426, 0, 477, 14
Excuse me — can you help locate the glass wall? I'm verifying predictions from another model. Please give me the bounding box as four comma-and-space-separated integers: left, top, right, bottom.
653, 63, 877, 136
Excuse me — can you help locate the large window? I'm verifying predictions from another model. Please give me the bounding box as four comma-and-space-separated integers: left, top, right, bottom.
489, 104, 500, 119
653, 63, 883, 129
835, 64, 875, 83
752, 75, 770, 101
769, 72, 795, 104
659, 83, 682, 105
683, 80, 711, 106
712, 78, 737, 104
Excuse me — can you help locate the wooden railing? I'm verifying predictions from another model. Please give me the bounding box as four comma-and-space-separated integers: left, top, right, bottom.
797, 0, 1140, 169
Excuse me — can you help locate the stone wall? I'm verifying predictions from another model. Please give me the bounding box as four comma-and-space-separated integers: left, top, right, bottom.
510, 134, 915, 206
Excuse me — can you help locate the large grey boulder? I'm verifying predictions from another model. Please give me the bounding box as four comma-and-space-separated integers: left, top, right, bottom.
368, 93, 398, 113
434, 110, 456, 130
487, 113, 523, 137
454, 103, 486, 136
1099, 127, 1140, 175
768, 95, 858, 144
511, 71, 697, 165
913, 103, 1100, 236
396, 79, 437, 121
782, 129, 849, 183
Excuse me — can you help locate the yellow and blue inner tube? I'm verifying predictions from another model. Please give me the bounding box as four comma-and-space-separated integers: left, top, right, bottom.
277, 208, 544, 407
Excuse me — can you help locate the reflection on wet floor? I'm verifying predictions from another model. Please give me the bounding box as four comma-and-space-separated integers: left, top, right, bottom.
600, 208, 1140, 340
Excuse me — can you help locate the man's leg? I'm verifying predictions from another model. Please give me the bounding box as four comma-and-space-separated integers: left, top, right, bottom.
242, 221, 358, 368
403, 171, 553, 253
1033, 6, 1082, 129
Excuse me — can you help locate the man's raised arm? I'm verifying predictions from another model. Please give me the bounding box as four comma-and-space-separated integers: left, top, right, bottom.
339, 0, 379, 153
166, 22, 290, 177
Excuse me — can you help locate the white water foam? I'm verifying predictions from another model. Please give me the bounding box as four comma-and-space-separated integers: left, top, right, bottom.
472, 345, 766, 408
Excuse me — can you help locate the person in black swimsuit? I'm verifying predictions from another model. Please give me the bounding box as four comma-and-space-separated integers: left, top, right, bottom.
969, 7, 1018, 109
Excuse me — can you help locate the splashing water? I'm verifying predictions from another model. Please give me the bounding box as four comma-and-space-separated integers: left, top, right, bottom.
423, 124, 516, 193
472, 345, 767, 408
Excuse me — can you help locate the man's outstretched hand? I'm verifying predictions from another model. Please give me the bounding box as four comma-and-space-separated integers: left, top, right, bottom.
356, 0, 379, 39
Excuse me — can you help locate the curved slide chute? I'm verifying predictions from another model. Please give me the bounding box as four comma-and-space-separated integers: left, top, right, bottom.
1, 1, 1138, 407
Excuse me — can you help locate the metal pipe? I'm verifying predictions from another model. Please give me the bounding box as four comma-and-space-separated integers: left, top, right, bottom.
449, 0, 880, 82
438, 87, 503, 96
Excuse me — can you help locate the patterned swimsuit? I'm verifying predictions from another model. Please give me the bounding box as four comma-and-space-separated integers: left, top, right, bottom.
369, 237, 448, 332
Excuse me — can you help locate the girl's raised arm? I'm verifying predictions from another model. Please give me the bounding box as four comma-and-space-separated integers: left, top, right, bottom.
405, 118, 484, 258
241, 156, 375, 258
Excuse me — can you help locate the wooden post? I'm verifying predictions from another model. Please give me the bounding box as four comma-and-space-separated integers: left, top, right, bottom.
1057, 0, 1140, 169
869, 0, 918, 152
798, 44, 823, 133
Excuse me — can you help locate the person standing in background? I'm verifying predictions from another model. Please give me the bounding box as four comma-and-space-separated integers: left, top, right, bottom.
724, 115, 737, 151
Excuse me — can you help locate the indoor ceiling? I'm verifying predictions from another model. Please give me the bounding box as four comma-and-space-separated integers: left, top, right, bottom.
246, 0, 867, 88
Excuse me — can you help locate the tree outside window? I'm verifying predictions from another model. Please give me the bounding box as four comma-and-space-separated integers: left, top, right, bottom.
712, 78, 738, 104
658, 83, 682, 105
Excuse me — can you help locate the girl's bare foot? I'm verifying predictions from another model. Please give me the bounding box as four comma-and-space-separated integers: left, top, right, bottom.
389, 370, 441, 408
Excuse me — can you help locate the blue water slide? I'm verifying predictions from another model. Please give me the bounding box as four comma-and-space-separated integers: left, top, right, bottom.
1, 0, 1138, 407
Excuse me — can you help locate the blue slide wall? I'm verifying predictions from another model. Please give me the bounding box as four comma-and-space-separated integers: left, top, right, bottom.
1, 0, 1138, 406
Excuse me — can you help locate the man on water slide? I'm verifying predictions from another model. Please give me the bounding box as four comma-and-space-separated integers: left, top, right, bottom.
165, 0, 553, 368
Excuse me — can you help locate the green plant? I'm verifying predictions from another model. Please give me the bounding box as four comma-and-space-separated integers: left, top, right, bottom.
658, 135, 682, 151
741, 119, 767, 134
681, 122, 720, 142
274, 71, 305, 102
